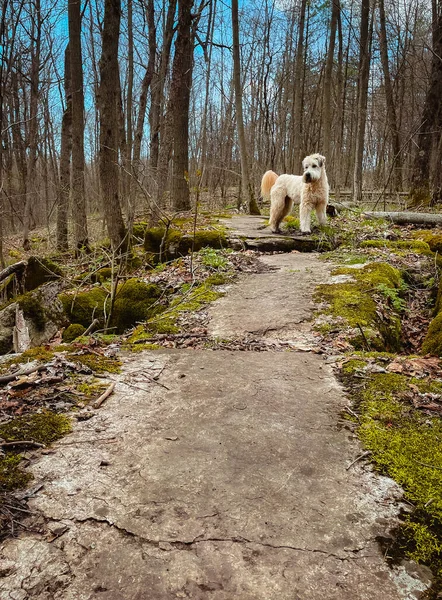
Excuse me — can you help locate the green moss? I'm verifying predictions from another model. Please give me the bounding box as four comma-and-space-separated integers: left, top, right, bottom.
341, 360, 442, 576
144, 227, 227, 261
422, 312, 442, 356
316, 262, 403, 351
14, 292, 46, 330
63, 323, 87, 342
0, 454, 32, 491
360, 239, 431, 254
205, 273, 229, 286
65, 352, 122, 374
110, 279, 162, 334
75, 381, 109, 399
341, 359, 367, 375
24, 256, 63, 292
412, 230, 442, 254
123, 342, 161, 352
132, 222, 149, 240
283, 215, 301, 230
0, 412, 71, 445
93, 267, 113, 283
60, 287, 108, 328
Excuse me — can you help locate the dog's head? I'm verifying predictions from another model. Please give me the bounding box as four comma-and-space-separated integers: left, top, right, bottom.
302, 154, 326, 183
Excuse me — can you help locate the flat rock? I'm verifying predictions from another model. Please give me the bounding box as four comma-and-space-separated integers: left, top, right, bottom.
220, 215, 320, 252
0, 251, 432, 599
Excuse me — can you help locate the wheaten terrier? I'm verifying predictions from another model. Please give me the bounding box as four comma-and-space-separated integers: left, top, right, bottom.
261, 154, 329, 234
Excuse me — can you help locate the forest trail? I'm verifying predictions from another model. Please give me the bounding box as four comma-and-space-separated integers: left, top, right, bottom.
0, 221, 432, 599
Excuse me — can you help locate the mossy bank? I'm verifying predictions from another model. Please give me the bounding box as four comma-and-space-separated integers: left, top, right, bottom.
340, 355, 442, 585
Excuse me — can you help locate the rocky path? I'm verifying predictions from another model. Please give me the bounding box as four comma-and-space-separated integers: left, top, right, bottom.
0, 219, 432, 599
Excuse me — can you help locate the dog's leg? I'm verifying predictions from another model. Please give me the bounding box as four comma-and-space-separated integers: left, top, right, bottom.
269, 188, 287, 233
299, 202, 312, 234
315, 203, 328, 226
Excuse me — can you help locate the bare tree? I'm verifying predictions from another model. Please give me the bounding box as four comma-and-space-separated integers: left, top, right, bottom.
352, 0, 373, 203
410, 6, 442, 205
23, 0, 42, 250
69, 0, 89, 249
57, 44, 72, 251
99, 0, 127, 249
232, 0, 260, 214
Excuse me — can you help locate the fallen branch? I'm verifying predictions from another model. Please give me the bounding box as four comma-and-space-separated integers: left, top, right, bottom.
0, 440, 44, 449
92, 381, 116, 409
0, 261, 27, 284
363, 211, 442, 226
0, 364, 48, 385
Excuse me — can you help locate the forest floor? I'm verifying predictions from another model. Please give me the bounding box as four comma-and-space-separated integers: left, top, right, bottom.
0, 212, 441, 598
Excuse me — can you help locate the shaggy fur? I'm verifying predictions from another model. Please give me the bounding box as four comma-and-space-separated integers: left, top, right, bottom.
261, 154, 329, 234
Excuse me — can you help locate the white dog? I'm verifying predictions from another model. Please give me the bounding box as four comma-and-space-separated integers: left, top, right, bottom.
261, 154, 329, 234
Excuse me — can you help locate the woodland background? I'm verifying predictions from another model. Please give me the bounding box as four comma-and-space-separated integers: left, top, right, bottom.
0, 0, 441, 261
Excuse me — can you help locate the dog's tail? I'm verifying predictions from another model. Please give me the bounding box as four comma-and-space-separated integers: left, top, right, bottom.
261, 170, 278, 202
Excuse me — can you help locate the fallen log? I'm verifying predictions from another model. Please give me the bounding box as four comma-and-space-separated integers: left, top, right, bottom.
363, 212, 442, 226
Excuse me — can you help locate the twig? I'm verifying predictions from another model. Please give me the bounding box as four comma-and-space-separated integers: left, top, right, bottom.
413, 459, 442, 472
346, 451, 372, 470
84, 318, 100, 336
92, 382, 116, 409
0, 440, 44, 449
344, 406, 361, 422
356, 323, 371, 351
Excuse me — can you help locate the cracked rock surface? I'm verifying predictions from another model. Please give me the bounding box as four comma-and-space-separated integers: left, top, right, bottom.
0, 251, 432, 599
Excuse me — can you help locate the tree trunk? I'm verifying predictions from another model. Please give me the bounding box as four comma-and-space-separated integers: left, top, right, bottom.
322, 0, 339, 174
170, 0, 194, 212
378, 0, 402, 190
23, 0, 41, 251
69, 0, 89, 250
149, 0, 176, 173
99, 0, 127, 250
352, 0, 373, 203
57, 45, 72, 251
232, 0, 260, 215
292, 0, 307, 172
133, 0, 156, 173
409, 8, 442, 205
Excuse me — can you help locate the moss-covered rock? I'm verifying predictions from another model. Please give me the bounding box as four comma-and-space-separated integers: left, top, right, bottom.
412, 230, 442, 254
92, 267, 113, 283
315, 262, 403, 351
60, 287, 108, 328
422, 312, 442, 356
63, 323, 87, 342
110, 279, 162, 334
16, 292, 46, 330
144, 227, 227, 261
132, 222, 149, 240
24, 256, 63, 292
341, 359, 442, 575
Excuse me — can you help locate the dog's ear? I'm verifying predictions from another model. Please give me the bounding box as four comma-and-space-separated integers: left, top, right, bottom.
318, 155, 326, 167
